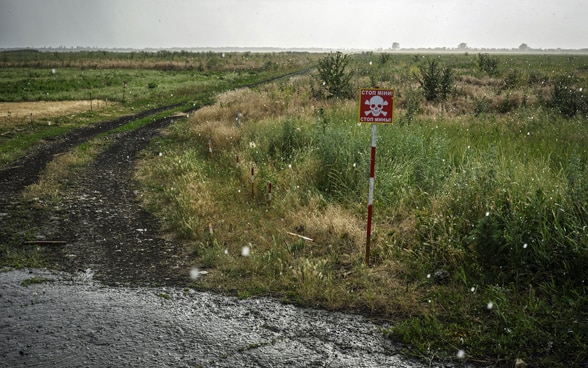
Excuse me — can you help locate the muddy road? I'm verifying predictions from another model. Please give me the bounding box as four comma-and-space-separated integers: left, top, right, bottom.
0, 108, 463, 367
1, 268, 428, 368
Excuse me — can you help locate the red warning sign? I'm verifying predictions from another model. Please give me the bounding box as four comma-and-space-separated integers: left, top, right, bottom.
358, 88, 394, 124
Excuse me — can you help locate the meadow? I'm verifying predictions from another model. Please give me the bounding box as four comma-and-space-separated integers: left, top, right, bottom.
0, 49, 317, 166
2, 50, 587, 366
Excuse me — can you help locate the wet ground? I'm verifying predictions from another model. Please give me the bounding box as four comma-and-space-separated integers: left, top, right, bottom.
0, 268, 434, 368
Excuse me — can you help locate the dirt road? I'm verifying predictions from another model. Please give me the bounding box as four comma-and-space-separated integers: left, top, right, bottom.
0, 108, 462, 367
0, 268, 428, 368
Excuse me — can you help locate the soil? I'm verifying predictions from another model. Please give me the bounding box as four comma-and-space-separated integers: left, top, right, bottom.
0, 107, 465, 367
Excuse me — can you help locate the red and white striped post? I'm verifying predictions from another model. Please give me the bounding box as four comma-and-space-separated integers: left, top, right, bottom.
358, 88, 394, 267
366, 124, 377, 267
250, 166, 255, 198
268, 182, 273, 202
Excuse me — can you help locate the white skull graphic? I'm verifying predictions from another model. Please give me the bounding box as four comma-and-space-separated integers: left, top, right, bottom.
365, 96, 388, 117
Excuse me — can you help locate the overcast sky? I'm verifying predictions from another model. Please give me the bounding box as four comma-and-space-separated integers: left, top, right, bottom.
0, 0, 586, 50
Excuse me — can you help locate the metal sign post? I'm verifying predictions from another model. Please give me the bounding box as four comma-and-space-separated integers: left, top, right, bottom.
358, 88, 394, 266
366, 124, 377, 266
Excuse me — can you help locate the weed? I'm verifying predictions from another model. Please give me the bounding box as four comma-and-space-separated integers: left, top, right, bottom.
20, 276, 51, 287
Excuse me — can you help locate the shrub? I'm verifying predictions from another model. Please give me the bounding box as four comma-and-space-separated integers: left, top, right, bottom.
503, 69, 521, 89
315, 52, 353, 99
550, 75, 588, 118
477, 53, 499, 76
473, 96, 490, 116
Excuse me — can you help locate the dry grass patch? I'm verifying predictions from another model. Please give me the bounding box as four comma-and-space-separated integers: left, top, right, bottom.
0, 100, 113, 129
288, 197, 364, 253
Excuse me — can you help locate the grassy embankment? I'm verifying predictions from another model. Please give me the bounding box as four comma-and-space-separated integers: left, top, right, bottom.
135, 53, 588, 367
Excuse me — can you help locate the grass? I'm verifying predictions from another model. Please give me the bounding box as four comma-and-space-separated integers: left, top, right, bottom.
136, 53, 588, 367
2, 51, 587, 366
20, 276, 52, 287
0, 50, 317, 168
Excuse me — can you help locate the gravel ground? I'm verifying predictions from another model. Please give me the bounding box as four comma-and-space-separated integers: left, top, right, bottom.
0, 268, 434, 368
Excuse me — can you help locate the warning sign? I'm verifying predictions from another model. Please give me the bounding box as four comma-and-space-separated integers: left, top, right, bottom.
358, 88, 394, 124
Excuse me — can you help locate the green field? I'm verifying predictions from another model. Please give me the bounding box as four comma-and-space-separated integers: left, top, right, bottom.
2, 50, 587, 367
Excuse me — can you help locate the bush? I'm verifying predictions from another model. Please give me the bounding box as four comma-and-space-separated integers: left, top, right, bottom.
315, 52, 353, 99
503, 69, 521, 89
477, 53, 499, 76
550, 75, 588, 118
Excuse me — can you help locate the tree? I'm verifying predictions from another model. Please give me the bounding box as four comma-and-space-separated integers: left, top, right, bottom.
458, 42, 468, 50
392, 42, 400, 50
316, 52, 353, 99
415, 58, 453, 101
519, 43, 530, 51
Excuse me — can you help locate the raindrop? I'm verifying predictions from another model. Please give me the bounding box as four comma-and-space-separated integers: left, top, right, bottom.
487, 301, 494, 310
470, 287, 476, 293
241, 246, 250, 257
523, 243, 528, 249
189, 267, 200, 280
485, 211, 490, 217
457, 350, 465, 359
426, 273, 431, 279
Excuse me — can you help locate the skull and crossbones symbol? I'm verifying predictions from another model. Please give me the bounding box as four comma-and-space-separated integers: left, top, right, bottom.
364, 95, 388, 117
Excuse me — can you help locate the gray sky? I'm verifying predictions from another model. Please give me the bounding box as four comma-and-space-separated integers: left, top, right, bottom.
0, 0, 586, 50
